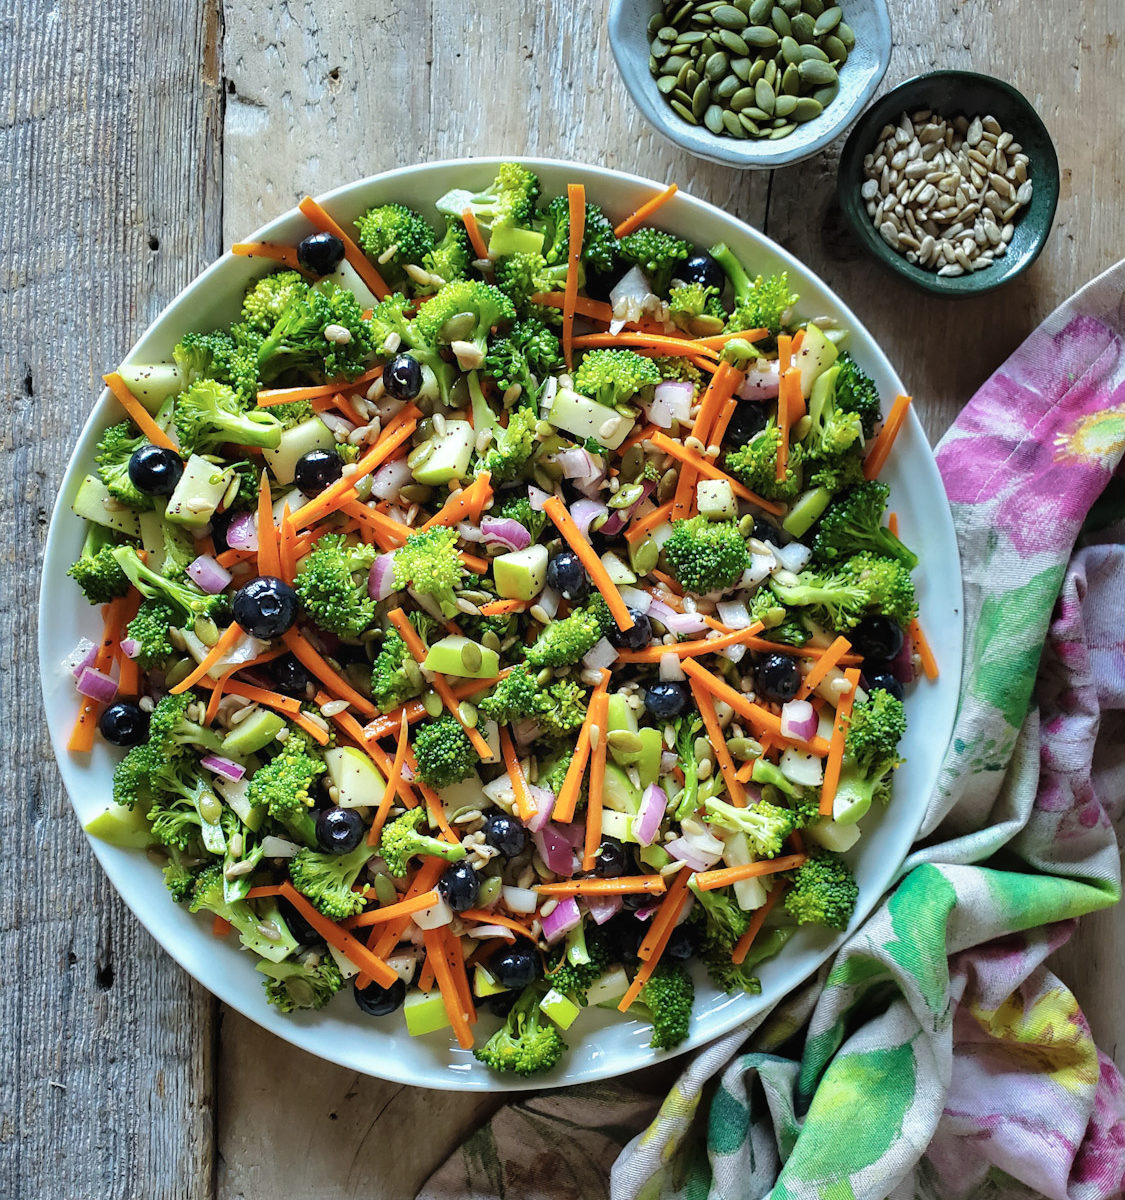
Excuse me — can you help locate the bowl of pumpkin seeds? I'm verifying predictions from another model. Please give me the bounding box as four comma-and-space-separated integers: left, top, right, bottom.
607, 0, 891, 167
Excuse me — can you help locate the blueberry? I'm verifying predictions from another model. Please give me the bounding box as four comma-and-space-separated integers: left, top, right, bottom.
852, 616, 904, 663
608, 608, 652, 651
482, 989, 519, 1017
490, 946, 541, 990
756, 653, 800, 702
98, 702, 149, 747
383, 353, 424, 402
605, 914, 644, 962
584, 267, 622, 303
294, 449, 343, 496
270, 653, 312, 695
664, 923, 697, 961
725, 402, 769, 445
644, 681, 689, 720
593, 837, 629, 878
296, 231, 345, 276
127, 445, 183, 497
438, 862, 480, 912
865, 669, 905, 702
483, 812, 528, 858
315, 806, 365, 854
232, 576, 299, 638
353, 977, 406, 1017
679, 252, 725, 292
546, 548, 589, 602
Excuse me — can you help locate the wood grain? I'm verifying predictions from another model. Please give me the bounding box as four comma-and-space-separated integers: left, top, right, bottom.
1, 0, 224, 1197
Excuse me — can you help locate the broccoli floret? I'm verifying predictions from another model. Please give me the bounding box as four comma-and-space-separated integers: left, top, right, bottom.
784, 849, 858, 930
663, 516, 750, 594
95, 422, 155, 509
806, 451, 867, 497
833, 352, 882, 438
162, 853, 199, 904
702, 796, 796, 858
634, 960, 694, 1050
668, 282, 726, 334
288, 842, 376, 919
293, 533, 378, 637
672, 714, 704, 820
411, 280, 516, 361
150, 691, 225, 758
545, 926, 613, 1004
174, 379, 282, 455
725, 422, 804, 501
256, 279, 374, 383
473, 983, 567, 1076
436, 162, 541, 237
420, 221, 472, 289
524, 599, 608, 669
173, 329, 262, 402
147, 785, 212, 851
812, 481, 918, 569
370, 631, 424, 713
803, 365, 865, 464
412, 715, 479, 789
573, 349, 661, 410
539, 748, 575, 798
709, 243, 798, 337
618, 228, 691, 295
378, 806, 467, 877
535, 680, 588, 740
391, 526, 463, 618
839, 553, 918, 627
260, 954, 345, 1012
493, 251, 570, 316
126, 599, 176, 668
495, 493, 547, 542
703, 925, 795, 994
539, 194, 620, 276
354, 203, 436, 285
768, 561, 873, 630
650, 356, 706, 398
832, 690, 907, 820
485, 317, 563, 397
247, 738, 326, 847
190, 862, 300, 960
480, 404, 539, 483
690, 880, 753, 953
478, 663, 540, 724
111, 544, 228, 624
68, 524, 130, 604
241, 271, 310, 335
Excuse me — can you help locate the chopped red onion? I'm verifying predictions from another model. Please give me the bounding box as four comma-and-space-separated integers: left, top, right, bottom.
370, 457, 414, 501
645, 380, 694, 429
533, 824, 577, 876
412, 897, 454, 929
771, 541, 812, 574
512, 718, 542, 749
892, 632, 916, 683
780, 699, 818, 742
119, 637, 141, 660
742, 553, 775, 588
371, 394, 406, 422
537, 586, 561, 619
569, 498, 609, 539
481, 516, 531, 552
368, 553, 397, 600
501, 885, 538, 914
660, 750, 680, 774
466, 924, 516, 942
557, 821, 586, 850
224, 512, 259, 552
527, 484, 551, 512
633, 904, 659, 921
736, 359, 781, 400
659, 652, 685, 682
609, 265, 657, 328
187, 554, 232, 595
647, 598, 708, 636
64, 638, 98, 678
617, 585, 653, 615
76, 666, 118, 704
541, 897, 582, 944
582, 637, 619, 672
600, 479, 656, 536
634, 783, 668, 846
524, 783, 556, 833
720, 642, 748, 664
716, 600, 752, 629
201, 754, 247, 782
456, 520, 486, 543
555, 446, 600, 480
665, 837, 719, 872
586, 895, 623, 926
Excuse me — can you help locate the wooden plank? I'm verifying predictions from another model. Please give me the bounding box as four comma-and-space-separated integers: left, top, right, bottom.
0, 0, 223, 1196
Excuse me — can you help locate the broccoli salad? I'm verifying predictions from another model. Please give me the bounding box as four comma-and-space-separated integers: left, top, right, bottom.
65, 162, 928, 1077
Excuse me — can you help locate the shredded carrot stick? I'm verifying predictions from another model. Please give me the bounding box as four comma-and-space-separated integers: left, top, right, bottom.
797, 634, 854, 700
536, 876, 667, 896
543, 496, 634, 632
776, 367, 801, 482
562, 183, 586, 370
700, 616, 862, 665
649, 568, 683, 596
460, 551, 489, 575
421, 471, 493, 531
281, 627, 376, 716
819, 666, 860, 817
690, 679, 748, 806
582, 689, 610, 872
212, 915, 233, 938
710, 396, 739, 449
203, 647, 288, 724
459, 910, 538, 941
362, 674, 504, 740
910, 616, 939, 681
681, 659, 831, 755
255, 365, 384, 407
624, 500, 674, 545
367, 711, 411, 846
297, 195, 390, 300
554, 669, 610, 824
499, 728, 535, 823
341, 889, 441, 928
443, 928, 477, 1025
337, 497, 400, 552
887, 511, 899, 538
530, 292, 614, 323
791, 329, 805, 353
255, 470, 280, 577
478, 598, 528, 617
244, 885, 286, 898
621, 422, 660, 454
215, 547, 256, 569
103, 373, 178, 451
615, 622, 767, 664
778, 333, 792, 374
618, 870, 693, 1011
278, 882, 397, 988
673, 362, 742, 519
231, 241, 304, 270
170, 622, 245, 695
69, 594, 129, 750
277, 505, 297, 585
730, 881, 786, 964
422, 927, 474, 1049
613, 183, 679, 238
416, 955, 436, 993
695, 853, 807, 892
288, 413, 419, 529
863, 394, 912, 480
693, 327, 769, 351
571, 331, 721, 362
648, 431, 786, 516
368, 859, 447, 967
461, 207, 490, 260
784, 362, 807, 424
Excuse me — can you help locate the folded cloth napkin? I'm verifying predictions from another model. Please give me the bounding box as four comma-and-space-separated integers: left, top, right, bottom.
420, 261, 1125, 1200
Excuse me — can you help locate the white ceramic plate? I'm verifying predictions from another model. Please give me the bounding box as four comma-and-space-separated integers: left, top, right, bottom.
39, 158, 963, 1092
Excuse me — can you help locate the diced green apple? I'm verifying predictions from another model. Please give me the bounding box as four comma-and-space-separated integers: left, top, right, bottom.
404, 989, 452, 1036
793, 323, 839, 398
473, 965, 508, 999
84, 802, 152, 849
539, 988, 581, 1030
696, 479, 736, 520
71, 476, 142, 539
547, 387, 636, 450
324, 746, 386, 809
411, 420, 474, 486
165, 455, 232, 530
423, 635, 500, 679
220, 709, 285, 757
493, 544, 548, 601
263, 416, 334, 486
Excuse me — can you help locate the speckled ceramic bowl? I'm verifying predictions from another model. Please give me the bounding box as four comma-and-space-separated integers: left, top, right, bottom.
608, 0, 892, 169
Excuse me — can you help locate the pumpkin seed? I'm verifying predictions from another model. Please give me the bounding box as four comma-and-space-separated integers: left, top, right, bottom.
748, 0, 771, 20
811, 81, 838, 105
671, 1, 693, 21
460, 640, 483, 673
836, 20, 855, 47
812, 4, 841, 34
802, 0, 823, 15
672, 88, 694, 107
747, 57, 766, 83
735, 0, 753, 11
664, 54, 690, 72
714, 72, 742, 99
823, 34, 847, 63
657, 468, 678, 503
798, 42, 828, 61
699, 0, 723, 10
780, 33, 801, 62
745, 105, 769, 119
649, 54, 659, 73
771, 6, 792, 35
792, 96, 823, 121
659, 24, 681, 39
670, 41, 694, 54
764, 57, 777, 85
781, 62, 801, 93
691, 12, 713, 25
730, 85, 755, 110
670, 99, 698, 123
722, 109, 747, 136
754, 77, 776, 114
651, 38, 670, 59
769, 122, 797, 138
780, 0, 800, 13
712, 3, 748, 28
422, 688, 443, 717
610, 481, 646, 509
632, 535, 660, 574
657, 74, 678, 94
738, 112, 762, 133
790, 10, 815, 40
692, 78, 712, 116
648, 13, 664, 35
743, 24, 779, 48
704, 104, 726, 133
704, 50, 729, 79
731, 55, 752, 79
607, 729, 643, 755
718, 27, 750, 53
796, 57, 837, 85
677, 30, 707, 43
682, 65, 700, 89
773, 92, 798, 116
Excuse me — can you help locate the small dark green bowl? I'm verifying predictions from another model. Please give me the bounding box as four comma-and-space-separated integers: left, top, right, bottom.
837, 70, 1060, 296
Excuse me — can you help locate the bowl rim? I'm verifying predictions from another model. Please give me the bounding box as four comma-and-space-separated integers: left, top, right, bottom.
607, 0, 893, 169
836, 68, 1061, 296
39, 154, 964, 1091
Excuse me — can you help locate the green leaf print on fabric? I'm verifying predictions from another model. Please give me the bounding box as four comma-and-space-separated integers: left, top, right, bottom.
707, 1085, 751, 1156
885, 866, 958, 1017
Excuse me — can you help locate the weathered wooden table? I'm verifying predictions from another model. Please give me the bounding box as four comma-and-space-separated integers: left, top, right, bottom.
5, 1, 1123, 1196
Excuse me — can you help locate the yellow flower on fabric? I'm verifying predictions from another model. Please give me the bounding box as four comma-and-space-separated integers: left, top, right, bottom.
1053, 405, 1125, 465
